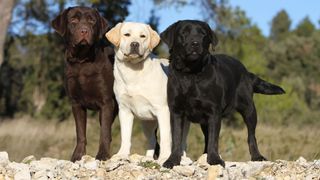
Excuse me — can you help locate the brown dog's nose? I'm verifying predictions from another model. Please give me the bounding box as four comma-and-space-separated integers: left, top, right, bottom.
130, 42, 139, 49
80, 28, 88, 36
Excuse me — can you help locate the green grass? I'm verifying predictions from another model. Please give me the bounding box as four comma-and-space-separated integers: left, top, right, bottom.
0, 116, 319, 162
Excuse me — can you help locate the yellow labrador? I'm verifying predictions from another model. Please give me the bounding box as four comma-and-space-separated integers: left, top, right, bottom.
106, 22, 171, 163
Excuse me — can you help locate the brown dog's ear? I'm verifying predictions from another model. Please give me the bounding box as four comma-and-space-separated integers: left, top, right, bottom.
147, 25, 160, 50
94, 9, 109, 38
105, 23, 122, 47
51, 7, 71, 37
160, 21, 180, 49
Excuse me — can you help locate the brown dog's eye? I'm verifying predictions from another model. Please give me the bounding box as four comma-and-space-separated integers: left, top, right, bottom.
140, 35, 146, 38
124, 33, 130, 37
70, 18, 79, 24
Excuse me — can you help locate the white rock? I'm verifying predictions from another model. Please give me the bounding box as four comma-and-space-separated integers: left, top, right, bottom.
84, 160, 98, 170
180, 156, 193, 166
104, 161, 122, 172
33, 170, 47, 179
7, 162, 31, 180
0, 152, 9, 166
129, 154, 144, 164
173, 165, 195, 177
296, 156, 307, 163
207, 165, 223, 179
196, 154, 209, 169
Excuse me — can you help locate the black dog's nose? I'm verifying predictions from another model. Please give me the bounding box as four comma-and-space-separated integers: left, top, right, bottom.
130, 42, 139, 49
191, 41, 199, 47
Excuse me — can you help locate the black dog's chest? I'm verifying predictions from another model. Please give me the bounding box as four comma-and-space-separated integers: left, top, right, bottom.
172, 75, 218, 124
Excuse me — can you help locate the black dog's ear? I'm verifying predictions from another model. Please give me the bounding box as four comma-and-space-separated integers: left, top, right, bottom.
94, 9, 109, 38
160, 21, 180, 49
202, 22, 218, 47
51, 7, 71, 37
210, 30, 219, 47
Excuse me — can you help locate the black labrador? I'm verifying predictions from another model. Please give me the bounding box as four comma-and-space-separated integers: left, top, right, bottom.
52, 6, 117, 162
160, 20, 285, 168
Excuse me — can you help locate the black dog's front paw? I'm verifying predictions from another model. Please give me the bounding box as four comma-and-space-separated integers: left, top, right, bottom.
252, 155, 267, 161
163, 155, 181, 169
207, 155, 225, 167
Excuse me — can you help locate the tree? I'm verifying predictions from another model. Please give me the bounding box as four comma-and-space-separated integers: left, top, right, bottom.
295, 16, 315, 37
270, 10, 291, 41
0, 0, 131, 120
0, 0, 15, 66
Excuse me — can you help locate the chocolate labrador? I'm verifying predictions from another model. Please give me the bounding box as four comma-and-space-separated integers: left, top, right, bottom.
160, 20, 285, 168
52, 6, 117, 162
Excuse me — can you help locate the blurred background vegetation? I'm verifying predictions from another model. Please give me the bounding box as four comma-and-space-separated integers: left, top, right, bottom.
0, 0, 319, 162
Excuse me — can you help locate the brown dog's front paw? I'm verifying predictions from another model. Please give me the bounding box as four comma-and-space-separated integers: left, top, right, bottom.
71, 145, 86, 162
96, 148, 110, 161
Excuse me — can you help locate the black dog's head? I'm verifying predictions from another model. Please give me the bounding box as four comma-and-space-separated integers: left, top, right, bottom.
161, 20, 218, 72
52, 6, 108, 47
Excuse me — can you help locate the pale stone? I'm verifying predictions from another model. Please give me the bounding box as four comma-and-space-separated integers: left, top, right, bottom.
129, 154, 144, 164
0, 152, 9, 166
207, 165, 223, 179
84, 160, 98, 170
7, 162, 31, 180
196, 154, 209, 169
296, 156, 307, 163
180, 156, 193, 166
173, 165, 195, 177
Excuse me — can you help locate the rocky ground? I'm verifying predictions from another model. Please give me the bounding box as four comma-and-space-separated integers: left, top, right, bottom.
0, 151, 319, 180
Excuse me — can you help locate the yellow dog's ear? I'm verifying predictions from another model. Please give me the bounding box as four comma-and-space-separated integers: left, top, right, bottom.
147, 25, 160, 50
105, 23, 122, 47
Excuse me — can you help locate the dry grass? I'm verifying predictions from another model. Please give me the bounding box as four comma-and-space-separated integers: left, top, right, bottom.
0, 116, 319, 162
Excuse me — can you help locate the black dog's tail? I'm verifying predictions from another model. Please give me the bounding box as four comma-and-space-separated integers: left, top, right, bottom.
250, 73, 285, 95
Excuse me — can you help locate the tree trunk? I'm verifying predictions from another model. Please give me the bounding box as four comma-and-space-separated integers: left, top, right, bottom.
0, 0, 15, 66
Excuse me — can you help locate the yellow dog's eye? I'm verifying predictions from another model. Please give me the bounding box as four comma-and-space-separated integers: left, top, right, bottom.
140, 35, 146, 38
124, 33, 130, 37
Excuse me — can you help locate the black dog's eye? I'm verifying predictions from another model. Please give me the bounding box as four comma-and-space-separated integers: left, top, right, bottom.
124, 33, 130, 37
140, 34, 146, 38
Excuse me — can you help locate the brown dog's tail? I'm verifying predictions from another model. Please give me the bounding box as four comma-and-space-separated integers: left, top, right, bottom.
250, 73, 285, 95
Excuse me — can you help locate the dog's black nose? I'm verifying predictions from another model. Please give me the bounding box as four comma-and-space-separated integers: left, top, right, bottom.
130, 42, 139, 49
191, 41, 199, 47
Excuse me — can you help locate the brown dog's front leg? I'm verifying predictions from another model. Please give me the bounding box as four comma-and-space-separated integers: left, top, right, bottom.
96, 103, 113, 161
71, 104, 87, 162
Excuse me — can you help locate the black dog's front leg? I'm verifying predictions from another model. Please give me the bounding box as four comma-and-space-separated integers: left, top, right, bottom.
163, 113, 184, 168
71, 104, 87, 162
207, 115, 225, 167
96, 103, 114, 161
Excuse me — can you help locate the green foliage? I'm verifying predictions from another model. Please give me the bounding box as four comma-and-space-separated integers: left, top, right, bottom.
138, 161, 161, 169
270, 10, 291, 41
294, 16, 315, 37
1, 0, 319, 128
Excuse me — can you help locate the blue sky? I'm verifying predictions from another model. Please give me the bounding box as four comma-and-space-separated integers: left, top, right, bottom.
125, 0, 320, 36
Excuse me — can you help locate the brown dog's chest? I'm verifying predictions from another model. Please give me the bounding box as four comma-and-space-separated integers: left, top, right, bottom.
65, 62, 111, 109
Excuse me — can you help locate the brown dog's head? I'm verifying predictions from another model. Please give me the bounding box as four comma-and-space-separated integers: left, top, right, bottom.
52, 6, 108, 47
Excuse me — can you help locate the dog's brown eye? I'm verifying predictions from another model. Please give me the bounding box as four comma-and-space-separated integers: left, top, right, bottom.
124, 33, 130, 37
140, 35, 146, 38
70, 18, 79, 23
